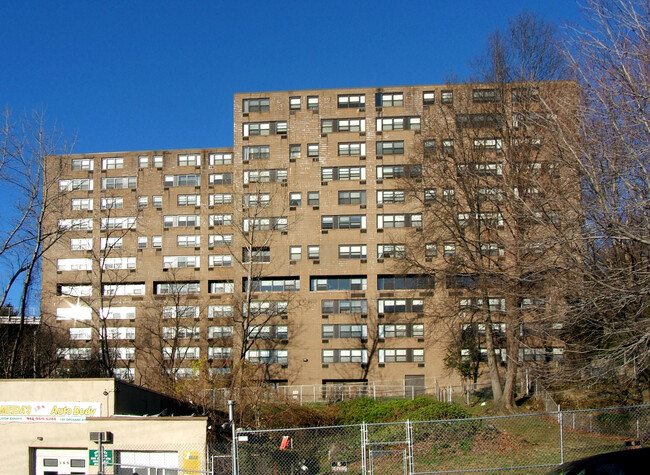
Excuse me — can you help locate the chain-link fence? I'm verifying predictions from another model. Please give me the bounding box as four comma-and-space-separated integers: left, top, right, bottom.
234, 404, 650, 475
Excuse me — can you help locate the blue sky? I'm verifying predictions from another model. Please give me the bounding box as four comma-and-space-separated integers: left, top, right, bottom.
2, 0, 583, 154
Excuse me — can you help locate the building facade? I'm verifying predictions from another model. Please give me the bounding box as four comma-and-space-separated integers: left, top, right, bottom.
42, 83, 574, 391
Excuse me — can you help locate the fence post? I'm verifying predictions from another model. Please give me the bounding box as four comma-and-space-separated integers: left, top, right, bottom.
229, 400, 238, 475
559, 408, 564, 465
361, 422, 368, 475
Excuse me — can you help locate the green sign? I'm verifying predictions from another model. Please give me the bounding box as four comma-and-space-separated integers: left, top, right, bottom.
89, 449, 113, 466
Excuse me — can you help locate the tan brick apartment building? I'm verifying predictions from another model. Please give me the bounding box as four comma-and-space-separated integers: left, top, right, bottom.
42, 83, 575, 391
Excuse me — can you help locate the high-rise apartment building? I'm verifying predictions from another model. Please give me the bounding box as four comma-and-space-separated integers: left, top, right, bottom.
42, 83, 574, 391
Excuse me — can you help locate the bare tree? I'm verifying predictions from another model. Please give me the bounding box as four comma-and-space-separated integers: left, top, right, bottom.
0, 109, 74, 377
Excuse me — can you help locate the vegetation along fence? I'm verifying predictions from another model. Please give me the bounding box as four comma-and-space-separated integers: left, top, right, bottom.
233, 404, 650, 475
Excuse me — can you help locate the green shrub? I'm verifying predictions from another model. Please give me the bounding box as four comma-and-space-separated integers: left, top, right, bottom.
336, 396, 470, 424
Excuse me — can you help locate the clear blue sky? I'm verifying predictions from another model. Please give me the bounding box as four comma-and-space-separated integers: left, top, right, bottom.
1, 0, 582, 154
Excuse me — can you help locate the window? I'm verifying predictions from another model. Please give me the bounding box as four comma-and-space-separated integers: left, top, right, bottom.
153, 155, 163, 168
376, 117, 420, 131
378, 324, 424, 338
57, 348, 92, 360
208, 326, 233, 338
322, 349, 367, 363
511, 87, 539, 102
156, 282, 200, 294
209, 347, 233, 359
137, 236, 148, 249
242, 216, 287, 231
378, 348, 424, 363
58, 285, 92, 298
163, 326, 200, 340
178, 154, 201, 166
152, 195, 163, 208
289, 96, 301, 110
56, 305, 92, 320
478, 188, 503, 202
378, 298, 424, 313
101, 257, 136, 270
376, 165, 420, 179
243, 98, 270, 113
376, 190, 405, 204
308, 245, 320, 259
69, 327, 92, 340
103, 283, 145, 296
322, 215, 366, 230
163, 215, 200, 227
460, 297, 506, 312
209, 152, 233, 165
59, 178, 93, 191
424, 189, 436, 202
243, 169, 286, 183
71, 198, 93, 210
377, 214, 422, 229
164, 174, 201, 187
338, 94, 365, 108
71, 158, 93, 171
322, 119, 366, 133
425, 243, 437, 257
338, 190, 366, 205
138, 196, 148, 208
307, 96, 319, 110
70, 238, 93, 251
58, 218, 93, 230
208, 193, 232, 206
177, 235, 200, 247
376, 92, 403, 107
472, 139, 502, 152
289, 246, 302, 260
244, 300, 288, 316
310, 276, 367, 291
100, 217, 136, 230
377, 243, 405, 258
102, 157, 123, 169
377, 275, 435, 290
442, 139, 454, 155
245, 277, 300, 292
376, 141, 404, 155
102, 327, 137, 340
473, 88, 499, 103
162, 306, 200, 319
321, 166, 366, 181
246, 349, 288, 364
209, 281, 234, 294
177, 194, 201, 206
57, 258, 92, 271
423, 91, 435, 105
481, 242, 504, 256
138, 155, 149, 168
243, 145, 270, 160
322, 324, 367, 339
289, 192, 302, 206
209, 234, 233, 247
321, 299, 367, 314
456, 113, 502, 130
338, 244, 367, 259
209, 214, 233, 226
152, 236, 162, 248
101, 177, 137, 189
249, 325, 288, 340
307, 191, 319, 206
443, 188, 455, 203
208, 254, 232, 267
289, 144, 301, 158
163, 255, 200, 269
209, 173, 233, 185
307, 144, 319, 157
163, 346, 200, 360
208, 305, 234, 318
243, 193, 270, 208
520, 297, 546, 309
338, 142, 366, 156
243, 246, 271, 263
443, 242, 456, 257
441, 90, 453, 104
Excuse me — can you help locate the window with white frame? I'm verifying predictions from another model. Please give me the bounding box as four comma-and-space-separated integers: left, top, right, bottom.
244, 300, 288, 316
100, 217, 136, 230
59, 179, 93, 191
151, 236, 162, 248
101, 157, 124, 169
58, 285, 92, 297
443, 242, 456, 257
321, 324, 367, 339
321, 215, 366, 230
289, 192, 302, 206
71, 198, 93, 210
378, 323, 424, 338
243, 169, 286, 183
308, 246, 320, 259
243, 193, 270, 208
307, 96, 319, 110
310, 276, 367, 291
243, 98, 270, 112
289, 246, 302, 260
100, 306, 136, 320
376, 190, 405, 204
153, 155, 163, 168
162, 306, 200, 319
58, 218, 93, 230
425, 243, 437, 257
338, 142, 366, 156
209, 281, 234, 294
441, 90, 453, 104
376, 141, 404, 155
208, 234, 233, 247
163, 255, 200, 269
138, 196, 148, 208
242, 217, 287, 232
209, 214, 233, 226
307, 144, 319, 157
209, 153, 233, 165
208, 305, 234, 318
101, 177, 136, 189
210, 193, 233, 205
209, 254, 233, 267
177, 194, 201, 207
243, 145, 271, 160
378, 348, 424, 363
377, 214, 422, 229
100, 237, 124, 251
152, 195, 163, 207
101, 327, 136, 340
376, 164, 420, 179
377, 243, 405, 258
376, 92, 403, 107
246, 349, 288, 364
57, 348, 91, 360
164, 174, 201, 187
56, 306, 92, 320
423, 91, 435, 104
337, 94, 365, 108
69, 327, 92, 340
209, 347, 232, 359
320, 166, 366, 181
376, 117, 420, 131
163, 346, 200, 360
322, 349, 367, 363
71, 158, 94, 171
137, 236, 148, 249
70, 238, 93, 251
163, 326, 200, 340
322, 119, 366, 133
103, 283, 145, 296
163, 215, 200, 227
472, 138, 502, 151
377, 298, 424, 313
480, 242, 505, 256
338, 244, 367, 259
177, 235, 200, 247
208, 326, 233, 338
178, 154, 201, 166
338, 190, 366, 205
243, 247, 271, 263
57, 258, 92, 271
138, 155, 149, 168
101, 257, 136, 270
155, 282, 200, 294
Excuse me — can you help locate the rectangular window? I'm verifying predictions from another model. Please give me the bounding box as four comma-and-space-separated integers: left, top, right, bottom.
163, 255, 200, 269
178, 154, 201, 166
307, 144, 319, 157
307, 96, 319, 110
289, 246, 302, 260
308, 245, 320, 259
377, 243, 405, 258
209, 281, 234, 294
243, 145, 271, 160
376, 117, 420, 131
376, 92, 403, 107
376, 165, 420, 179
243, 98, 270, 113
321, 299, 368, 315
338, 244, 367, 259
102, 157, 124, 170
322, 349, 367, 363
209, 214, 233, 226
164, 174, 201, 187
244, 300, 288, 316
243, 169, 286, 184
58, 218, 93, 230
59, 179, 93, 191
377, 274, 434, 290
376, 190, 405, 204
162, 326, 200, 340
377, 214, 422, 229
511, 87, 540, 102
243, 246, 271, 263
378, 298, 424, 314
100, 197, 123, 210
378, 324, 424, 338
58, 285, 93, 297
289, 144, 301, 159
138, 155, 149, 168
246, 277, 300, 292
473, 88, 499, 103
378, 348, 424, 363
209, 234, 233, 247
481, 242, 505, 256
243, 193, 270, 208
306, 191, 319, 206
70, 238, 93, 251
242, 216, 287, 231
208, 305, 234, 318
338, 142, 366, 156
248, 325, 288, 340
442, 139, 454, 155
97, 307, 134, 321
425, 243, 437, 257
322, 324, 367, 339
322, 119, 366, 133
209, 347, 233, 359
152, 236, 162, 248
210, 193, 233, 205
152, 195, 163, 207
103, 283, 146, 296
178, 194, 201, 206
209, 173, 233, 185
338, 190, 366, 205
156, 282, 200, 295
162, 306, 200, 319
209, 152, 233, 165
101, 177, 137, 189
208, 326, 233, 338
137, 236, 148, 249
177, 235, 200, 247
246, 349, 288, 364
57, 258, 93, 271
138, 196, 149, 208
289, 192, 302, 206
71, 158, 93, 171
100, 217, 136, 230
163, 215, 200, 228
71, 198, 93, 210
423, 91, 435, 105
376, 141, 404, 155
310, 276, 367, 291
441, 90, 453, 104
101, 257, 136, 270
472, 139, 503, 152
153, 155, 163, 168
321, 166, 366, 181
338, 94, 365, 108
443, 242, 456, 257
322, 215, 367, 230
289, 96, 301, 110
69, 327, 92, 340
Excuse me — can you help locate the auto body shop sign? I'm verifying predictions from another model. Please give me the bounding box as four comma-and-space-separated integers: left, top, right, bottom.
0, 402, 100, 423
